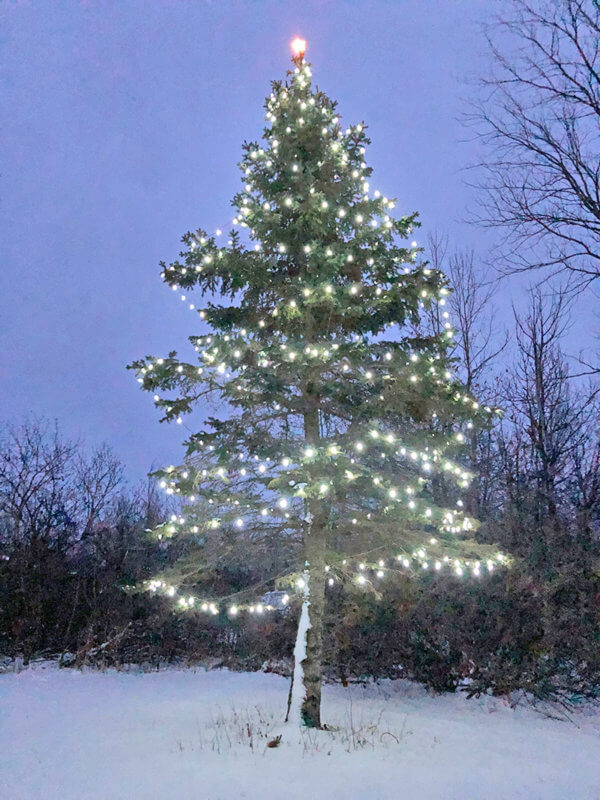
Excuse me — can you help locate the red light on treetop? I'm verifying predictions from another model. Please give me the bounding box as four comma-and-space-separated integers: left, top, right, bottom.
290, 37, 307, 58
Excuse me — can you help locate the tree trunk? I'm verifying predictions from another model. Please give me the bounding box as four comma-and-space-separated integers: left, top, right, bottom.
286, 520, 327, 728
300, 522, 327, 727
286, 403, 328, 728
286, 571, 309, 724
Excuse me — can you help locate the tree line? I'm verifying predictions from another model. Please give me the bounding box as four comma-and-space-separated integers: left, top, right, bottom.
1, 252, 598, 700
1, 0, 599, 703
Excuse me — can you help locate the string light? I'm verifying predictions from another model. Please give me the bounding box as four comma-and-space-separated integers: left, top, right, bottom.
132, 40, 508, 624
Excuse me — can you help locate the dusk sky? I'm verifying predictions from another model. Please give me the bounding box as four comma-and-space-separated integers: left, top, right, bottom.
2, 0, 597, 480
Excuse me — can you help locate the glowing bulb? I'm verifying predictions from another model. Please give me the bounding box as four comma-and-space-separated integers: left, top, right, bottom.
291, 37, 307, 58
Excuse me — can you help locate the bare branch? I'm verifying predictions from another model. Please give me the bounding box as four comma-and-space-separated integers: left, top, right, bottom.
470, 0, 600, 301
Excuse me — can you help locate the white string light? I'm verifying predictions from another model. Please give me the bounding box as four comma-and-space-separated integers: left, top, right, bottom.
132, 50, 508, 623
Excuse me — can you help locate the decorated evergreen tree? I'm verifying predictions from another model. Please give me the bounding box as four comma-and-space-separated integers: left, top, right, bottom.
130, 38, 504, 728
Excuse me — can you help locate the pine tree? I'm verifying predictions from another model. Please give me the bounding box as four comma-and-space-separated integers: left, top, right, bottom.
130, 39, 504, 728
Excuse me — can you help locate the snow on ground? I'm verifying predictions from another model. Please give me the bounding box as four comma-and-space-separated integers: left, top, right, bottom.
1, 665, 599, 800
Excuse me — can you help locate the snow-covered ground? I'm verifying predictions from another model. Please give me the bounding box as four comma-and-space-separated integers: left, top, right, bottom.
1, 665, 599, 800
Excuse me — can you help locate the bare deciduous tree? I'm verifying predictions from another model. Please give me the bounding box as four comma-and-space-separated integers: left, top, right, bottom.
473, 0, 600, 293
426, 234, 508, 390
0, 419, 78, 549
0, 419, 124, 548
500, 288, 599, 522
425, 235, 508, 518
75, 444, 124, 536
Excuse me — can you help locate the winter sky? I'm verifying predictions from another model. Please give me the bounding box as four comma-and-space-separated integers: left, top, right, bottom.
2, 0, 597, 479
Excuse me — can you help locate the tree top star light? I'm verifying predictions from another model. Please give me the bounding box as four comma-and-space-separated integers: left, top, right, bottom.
290, 37, 307, 59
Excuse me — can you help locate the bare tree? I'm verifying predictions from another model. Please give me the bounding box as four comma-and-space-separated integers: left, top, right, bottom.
425, 235, 508, 517
473, 0, 600, 293
426, 234, 508, 389
0, 419, 78, 549
0, 420, 125, 548
501, 288, 599, 521
75, 444, 124, 535
570, 431, 600, 533
0, 419, 163, 660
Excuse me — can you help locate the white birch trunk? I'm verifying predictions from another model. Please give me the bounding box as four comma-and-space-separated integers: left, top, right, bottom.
286, 570, 311, 725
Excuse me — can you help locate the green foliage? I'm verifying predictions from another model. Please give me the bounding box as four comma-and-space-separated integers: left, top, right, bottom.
128, 55, 502, 604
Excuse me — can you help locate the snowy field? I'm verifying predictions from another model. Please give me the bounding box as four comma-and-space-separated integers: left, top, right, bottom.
1, 665, 599, 800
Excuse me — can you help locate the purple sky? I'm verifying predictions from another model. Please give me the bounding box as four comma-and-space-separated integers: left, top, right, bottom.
2, 1, 597, 480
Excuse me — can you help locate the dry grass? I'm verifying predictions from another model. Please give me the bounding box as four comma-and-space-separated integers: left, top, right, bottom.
173, 701, 411, 756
